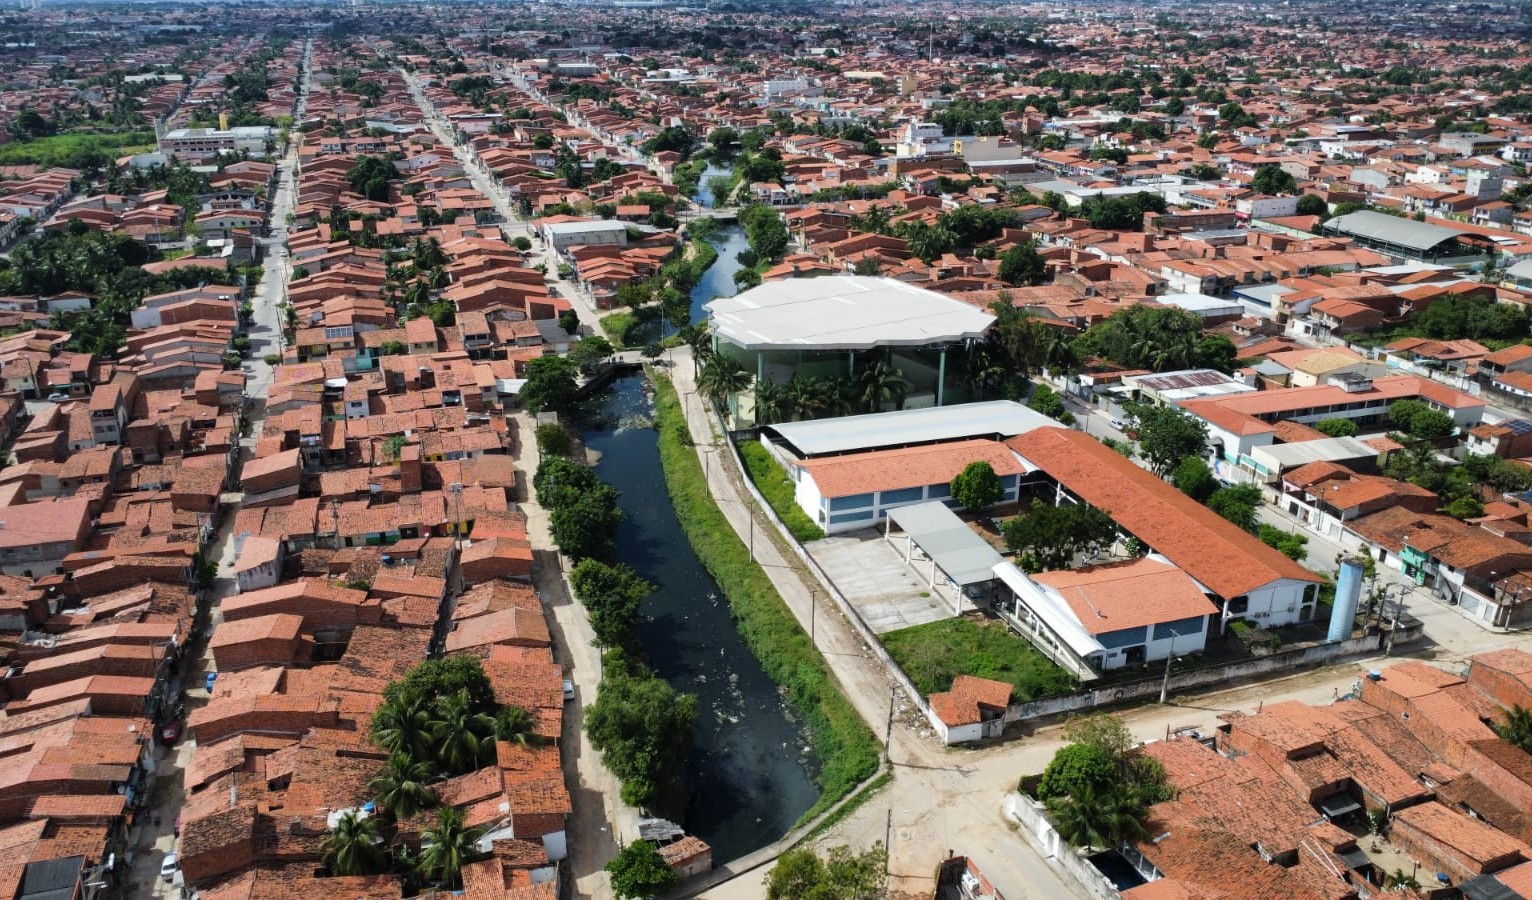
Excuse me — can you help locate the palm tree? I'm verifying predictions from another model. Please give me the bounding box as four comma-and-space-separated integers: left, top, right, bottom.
783, 374, 827, 421
419, 806, 484, 891
753, 379, 787, 425
1494, 705, 1532, 754
1047, 783, 1150, 850
322, 810, 388, 876
696, 356, 752, 407
431, 691, 498, 775
494, 705, 539, 748
962, 345, 1008, 399
822, 375, 858, 416
369, 752, 437, 822
371, 695, 434, 762
855, 359, 911, 413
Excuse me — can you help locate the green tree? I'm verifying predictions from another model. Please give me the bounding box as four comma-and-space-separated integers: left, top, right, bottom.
950, 460, 1003, 510
697, 355, 752, 406
1047, 781, 1152, 850
1314, 417, 1358, 437
535, 422, 573, 457
522, 355, 580, 414
1388, 399, 1455, 441
1208, 483, 1262, 532
1443, 496, 1485, 520
606, 840, 679, 899
1296, 194, 1328, 217
1002, 499, 1118, 572
766, 844, 887, 900
1126, 403, 1208, 477
854, 358, 911, 413
369, 752, 437, 821
549, 487, 624, 561
1250, 164, 1297, 195
1493, 705, 1532, 754
1027, 384, 1073, 423
585, 656, 698, 807
431, 690, 498, 774
568, 334, 615, 376
739, 204, 789, 261
370, 694, 436, 762
1173, 455, 1217, 503
569, 559, 653, 647
419, 806, 483, 891
1257, 524, 1309, 561
321, 811, 387, 876
1036, 742, 1116, 801
999, 240, 1046, 286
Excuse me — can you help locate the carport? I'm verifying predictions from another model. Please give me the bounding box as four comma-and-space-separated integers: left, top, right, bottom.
884, 501, 1004, 614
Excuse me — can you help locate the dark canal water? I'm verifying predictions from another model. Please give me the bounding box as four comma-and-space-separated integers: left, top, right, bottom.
583, 376, 819, 862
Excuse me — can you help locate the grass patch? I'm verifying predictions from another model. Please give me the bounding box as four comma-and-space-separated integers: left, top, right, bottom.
739, 441, 824, 542
798, 769, 892, 845
601, 311, 637, 347
0, 131, 156, 168
652, 375, 879, 823
882, 617, 1077, 701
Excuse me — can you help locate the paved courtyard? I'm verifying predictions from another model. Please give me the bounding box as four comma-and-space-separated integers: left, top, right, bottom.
807, 529, 963, 634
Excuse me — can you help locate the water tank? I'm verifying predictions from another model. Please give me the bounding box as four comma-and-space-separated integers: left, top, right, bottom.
1328, 559, 1365, 643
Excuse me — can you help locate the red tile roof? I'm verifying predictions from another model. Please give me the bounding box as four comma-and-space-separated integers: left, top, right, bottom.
1007, 428, 1320, 598
798, 438, 1024, 498
1033, 559, 1219, 636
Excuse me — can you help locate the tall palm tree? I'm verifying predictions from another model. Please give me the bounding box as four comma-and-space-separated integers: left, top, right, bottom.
368, 752, 437, 822
370, 695, 434, 762
322, 810, 388, 876
696, 356, 752, 407
431, 690, 498, 775
823, 375, 858, 416
783, 374, 827, 421
1495, 705, 1532, 754
855, 359, 911, 413
419, 806, 484, 891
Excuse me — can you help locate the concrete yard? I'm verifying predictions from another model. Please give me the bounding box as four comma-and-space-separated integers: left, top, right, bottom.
807, 529, 962, 634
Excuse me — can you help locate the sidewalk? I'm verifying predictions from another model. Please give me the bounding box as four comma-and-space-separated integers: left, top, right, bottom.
509, 413, 631, 900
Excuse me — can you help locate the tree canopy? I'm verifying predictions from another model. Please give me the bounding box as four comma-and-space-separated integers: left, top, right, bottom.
1002, 499, 1118, 572
950, 460, 1003, 510
1124, 402, 1208, 477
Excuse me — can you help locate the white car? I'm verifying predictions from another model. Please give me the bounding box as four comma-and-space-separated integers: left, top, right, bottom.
1109, 418, 1127, 431
45, 392, 69, 402
160, 852, 178, 881
562, 678, 575, 703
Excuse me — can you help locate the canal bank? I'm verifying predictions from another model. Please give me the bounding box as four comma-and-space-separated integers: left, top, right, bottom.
583, 376, 822, 863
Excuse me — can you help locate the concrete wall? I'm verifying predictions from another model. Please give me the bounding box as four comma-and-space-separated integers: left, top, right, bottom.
1001, 792, 1121, 900
1006, 633, 1382, 725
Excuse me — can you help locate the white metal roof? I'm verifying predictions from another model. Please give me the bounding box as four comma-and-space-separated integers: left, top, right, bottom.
705, 276, 996, 351
887, 502, 1004, 587
992, 563, 1106, 659
1251, 436, 1381, 470
763, 400, 1052, 458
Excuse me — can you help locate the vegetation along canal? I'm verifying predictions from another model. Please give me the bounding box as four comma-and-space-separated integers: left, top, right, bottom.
583, 375, 819, 862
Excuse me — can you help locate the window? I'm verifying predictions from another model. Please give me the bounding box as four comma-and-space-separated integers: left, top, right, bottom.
829, 493, 875, 511
880, 487, 924, 505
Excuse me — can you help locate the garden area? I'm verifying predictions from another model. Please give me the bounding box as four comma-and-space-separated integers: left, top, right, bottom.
738, 440, 823, 542
881, 615, 1076, 701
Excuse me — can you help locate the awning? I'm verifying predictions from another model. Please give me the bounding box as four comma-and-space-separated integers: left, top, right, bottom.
1317, 793, 1362, 819
887, 501, 1004, 587
1339, 848, 1370, 870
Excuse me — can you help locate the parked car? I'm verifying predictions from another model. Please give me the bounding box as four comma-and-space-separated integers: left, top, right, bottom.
159, 853, 178, 881
1108, 418, 1126, 431
159, 720, 182, 745
562, 678, 575, 703
204, 671, 218, 693
45, 392, 68, 402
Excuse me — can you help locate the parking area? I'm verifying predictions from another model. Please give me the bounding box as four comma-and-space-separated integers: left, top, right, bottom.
807, 529, 961, 634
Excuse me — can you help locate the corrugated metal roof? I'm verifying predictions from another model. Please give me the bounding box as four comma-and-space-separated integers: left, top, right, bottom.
1325, 210, 1468, 252
887, 501, 1004, 587
763, 400, 1053, 458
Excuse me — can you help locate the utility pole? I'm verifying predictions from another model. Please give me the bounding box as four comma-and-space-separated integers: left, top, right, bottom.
1159, 632, 1179, 704
884, 685, 896, 762
809, 588, 816, 647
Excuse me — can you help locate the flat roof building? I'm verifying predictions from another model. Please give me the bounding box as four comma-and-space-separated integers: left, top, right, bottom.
762, 400, 1054, 459
1323, 210, 1471, 262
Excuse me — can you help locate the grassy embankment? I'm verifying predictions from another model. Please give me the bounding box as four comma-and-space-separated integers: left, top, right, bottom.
738, 441, 824, 542
651, 375, 879, 822
882, 617, 1078, 700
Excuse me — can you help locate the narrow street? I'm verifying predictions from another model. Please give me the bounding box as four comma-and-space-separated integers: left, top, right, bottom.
124, 38, 313, 897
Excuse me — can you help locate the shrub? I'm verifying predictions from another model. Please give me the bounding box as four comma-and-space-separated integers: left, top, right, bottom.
950, 460, 1002, 510
1314, 417, 1358, 437
535, 422, 573, 457
739, 441, 824, 541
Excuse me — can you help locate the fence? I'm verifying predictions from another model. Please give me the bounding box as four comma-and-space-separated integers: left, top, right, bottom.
1002, 793, 1121, 900
714, 417, 940, 732
1005, 633, 1382, 725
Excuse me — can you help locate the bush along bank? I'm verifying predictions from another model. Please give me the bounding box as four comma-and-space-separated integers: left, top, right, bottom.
533, 453, 697, 809
650, 374, 879, 821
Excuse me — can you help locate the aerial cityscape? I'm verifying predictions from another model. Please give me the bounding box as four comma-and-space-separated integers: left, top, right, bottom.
3, 1, 1532, 898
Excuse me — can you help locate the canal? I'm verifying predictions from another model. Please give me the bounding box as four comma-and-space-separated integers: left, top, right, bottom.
583, 376, 819, 862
